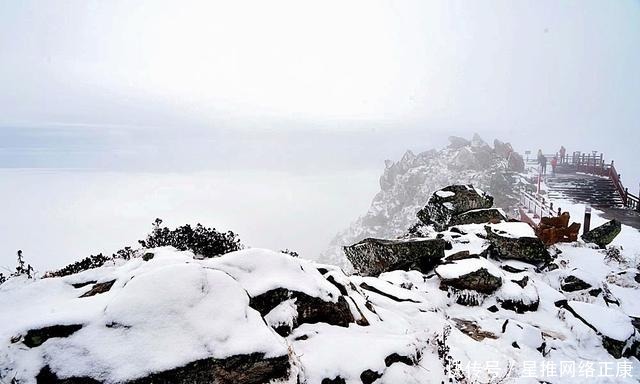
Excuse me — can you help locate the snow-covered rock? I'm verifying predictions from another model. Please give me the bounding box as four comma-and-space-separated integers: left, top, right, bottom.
416, 184, 495, 230
0, 248, 290, 384
436, 258, 503, 295
486, 222, 551, 264
343, 237, 445, 277
582, 219, 622, 248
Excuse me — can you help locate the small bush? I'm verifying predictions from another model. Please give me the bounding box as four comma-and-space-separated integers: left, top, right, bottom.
280, 249, 299, 258
604, 246, 624, 263
43, 253, 112, 278
1, 250, 35, 285
138, 218, 243, 258
43, 219, 243, 278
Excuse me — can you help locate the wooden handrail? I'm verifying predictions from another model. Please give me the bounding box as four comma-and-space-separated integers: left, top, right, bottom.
519, 189, 558, 219
540, 149, 639, 211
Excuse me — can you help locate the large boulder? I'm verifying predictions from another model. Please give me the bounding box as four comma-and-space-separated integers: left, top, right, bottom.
208, 249, 357, 335
344, 238, 446, 277
417, 185, 494, 231
249, 288, 355, 336
1, 249, 291, 384
485, 223, 551, 264
37, 353, 290, 384
582, 220, 622, 248
448, 208, 506, 227
435, 258, 503, 294
495, 277, 539, 313
560, 275, 592, 292
559, 300, 636, 359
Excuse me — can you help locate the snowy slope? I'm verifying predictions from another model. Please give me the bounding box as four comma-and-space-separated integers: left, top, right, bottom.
2, 230, 639, 383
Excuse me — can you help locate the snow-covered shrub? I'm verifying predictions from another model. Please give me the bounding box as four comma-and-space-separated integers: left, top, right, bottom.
12, 250, 34, 279
43, 252, 113, 278
0, 250, 35, 285
43, 220, 243, 278
433, 325, 467, 383
280, 249, 299, 257
604, 246, 624, 263
138, 218, 243, 258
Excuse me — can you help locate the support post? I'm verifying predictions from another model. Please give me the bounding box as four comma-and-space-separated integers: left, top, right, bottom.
583, 207, 592, 235
625, 188, 629, 207
537, 171, 541, 195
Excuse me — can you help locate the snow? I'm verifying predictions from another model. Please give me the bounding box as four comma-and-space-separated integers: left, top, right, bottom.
291, 323, 424, 383
0, 248, 289, 383
435, 190, 455, 198
4, 189, 640, 384
265, 299, 298, 330
568, 301, 635, 341
496, 277, 539, 305
435, 257, 503, 279
205, 248, 341, 301
488, 221, 536, 238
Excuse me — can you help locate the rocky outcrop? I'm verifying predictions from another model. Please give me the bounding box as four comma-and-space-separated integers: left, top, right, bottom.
486, 225, 551, 264
249, 288, 355, 335
448, 136, 471, 149
561, 275, 592, 292
37, 353, 290, 384
20, 324, 83, 348
436, 259, 503, 294
344, 238, 445, 276
582, 219, 622, 248
322, 135, 523, 267
558, 300, 636, 359
417, 185, 494, 230
493, 139, 524, 172
448, 208, 506, 227
439, 268, 502, 294
79, 280, 116, 298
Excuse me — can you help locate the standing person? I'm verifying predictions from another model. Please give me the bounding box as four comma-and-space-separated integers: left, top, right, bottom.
550, 156, 558, 176
559, 146, 566, 164
539, 152, 547, 175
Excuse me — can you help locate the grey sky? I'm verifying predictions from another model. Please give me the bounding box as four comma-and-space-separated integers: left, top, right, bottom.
2, 1, 639, 175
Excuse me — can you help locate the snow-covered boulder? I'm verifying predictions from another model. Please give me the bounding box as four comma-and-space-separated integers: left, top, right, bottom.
206, 249, 356, 336
435, 258, 503, 295
343, 237, 445, 277
416, 185, 494, 231
485, 222, 551, 264
582, 219, 622, 248
447, 208, 506, 227
0, 249, 291, 384
560, 300, 636, 358
561, 274, 593, 292
495, 275, 540, 313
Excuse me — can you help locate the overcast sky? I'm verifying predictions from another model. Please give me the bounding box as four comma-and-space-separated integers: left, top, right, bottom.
1, 1, 640, 269
2, 0, 639, 174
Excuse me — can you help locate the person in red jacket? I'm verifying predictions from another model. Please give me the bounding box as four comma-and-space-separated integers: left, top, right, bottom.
551, 156, 558, 176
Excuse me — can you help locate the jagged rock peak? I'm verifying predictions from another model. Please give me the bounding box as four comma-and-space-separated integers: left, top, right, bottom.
323, 134, 524, 268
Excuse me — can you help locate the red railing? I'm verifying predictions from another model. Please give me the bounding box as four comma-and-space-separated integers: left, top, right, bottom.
546, 151, 639, 211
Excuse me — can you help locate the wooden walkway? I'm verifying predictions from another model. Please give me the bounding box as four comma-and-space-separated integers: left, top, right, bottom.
522, 151, 640, 231
546, 173, 640, 231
